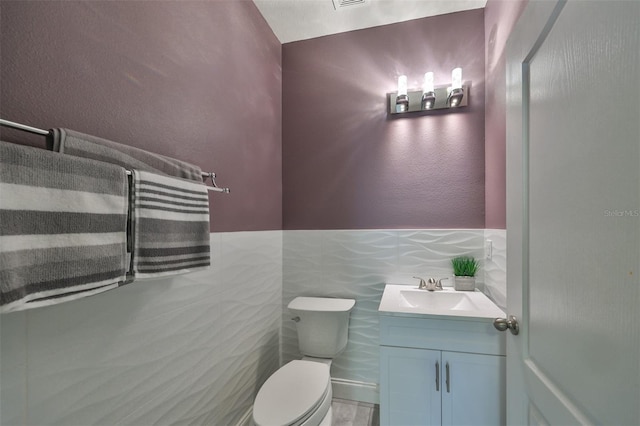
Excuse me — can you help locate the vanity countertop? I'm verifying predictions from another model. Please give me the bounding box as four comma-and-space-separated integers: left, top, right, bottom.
378, 284, 505, 322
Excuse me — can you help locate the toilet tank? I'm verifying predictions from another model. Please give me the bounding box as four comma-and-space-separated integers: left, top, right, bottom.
288, 297, 356, 358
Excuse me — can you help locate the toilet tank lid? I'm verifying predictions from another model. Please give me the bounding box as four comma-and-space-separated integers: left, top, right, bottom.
288, 297, 355, 312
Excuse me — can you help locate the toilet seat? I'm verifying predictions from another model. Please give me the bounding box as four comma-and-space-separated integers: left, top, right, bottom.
253, 360, 331, 426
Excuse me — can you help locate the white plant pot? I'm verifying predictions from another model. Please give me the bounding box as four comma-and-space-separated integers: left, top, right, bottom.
454, 276, 476, 291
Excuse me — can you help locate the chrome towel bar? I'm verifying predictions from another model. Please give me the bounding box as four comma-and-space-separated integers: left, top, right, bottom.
0, 118, 229, 193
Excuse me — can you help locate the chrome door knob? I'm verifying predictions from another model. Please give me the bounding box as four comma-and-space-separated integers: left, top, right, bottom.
493, 315, 520, 335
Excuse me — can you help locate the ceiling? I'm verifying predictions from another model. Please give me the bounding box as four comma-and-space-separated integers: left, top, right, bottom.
253, 0, 488, 44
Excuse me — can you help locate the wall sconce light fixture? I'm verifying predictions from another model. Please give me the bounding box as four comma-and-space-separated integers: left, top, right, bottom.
389, 68, 468, 115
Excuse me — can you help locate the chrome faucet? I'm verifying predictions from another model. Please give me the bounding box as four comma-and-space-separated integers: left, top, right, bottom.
413, 276, 449, 291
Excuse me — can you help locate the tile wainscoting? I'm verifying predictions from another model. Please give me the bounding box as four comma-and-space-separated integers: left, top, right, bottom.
282, 229, 506, 404
484, 229, 507, 311
0, 231, 283, 426
1, 229, 506, 424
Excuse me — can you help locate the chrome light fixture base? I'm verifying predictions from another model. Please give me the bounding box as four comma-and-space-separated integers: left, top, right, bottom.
447, 87, 464, 108
389, 85, 468, 115
421, 91, 436, 110
395, 94, 409, 113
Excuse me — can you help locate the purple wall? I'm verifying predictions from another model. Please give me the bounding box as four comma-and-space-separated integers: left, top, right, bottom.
0, 0, 282, 232
282, 10, 485, 230
484, 0, 528, 229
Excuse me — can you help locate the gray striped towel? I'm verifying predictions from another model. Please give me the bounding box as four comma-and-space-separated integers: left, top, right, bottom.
132, 170, 210, 278
0, 141, 128, 313
49, 128, 203, 181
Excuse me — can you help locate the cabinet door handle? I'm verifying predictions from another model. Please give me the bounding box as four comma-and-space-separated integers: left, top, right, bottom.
435, 361, 440, 391
445, 362, 450, 393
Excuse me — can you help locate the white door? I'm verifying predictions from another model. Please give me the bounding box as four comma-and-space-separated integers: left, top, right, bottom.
505, 0, 639, 424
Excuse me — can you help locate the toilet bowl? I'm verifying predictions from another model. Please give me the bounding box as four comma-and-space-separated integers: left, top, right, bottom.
252, 297, 355, 426
252, 360, 332, 426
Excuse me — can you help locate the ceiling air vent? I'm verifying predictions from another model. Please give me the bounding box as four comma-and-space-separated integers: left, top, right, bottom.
332, 0, 367, 10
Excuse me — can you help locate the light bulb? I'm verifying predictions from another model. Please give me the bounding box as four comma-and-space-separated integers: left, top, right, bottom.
422, 72, 434, 94
397, 75, 408, 96
451, 68, 462, 90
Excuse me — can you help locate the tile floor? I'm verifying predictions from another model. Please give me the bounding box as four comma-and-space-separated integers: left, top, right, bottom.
331, 399, 379, 426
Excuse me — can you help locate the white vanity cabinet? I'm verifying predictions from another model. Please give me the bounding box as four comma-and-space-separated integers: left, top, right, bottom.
379, 315, 506, 426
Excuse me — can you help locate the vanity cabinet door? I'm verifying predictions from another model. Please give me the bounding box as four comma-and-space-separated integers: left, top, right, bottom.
380, 346, 442, 426
441, 351, 506, 426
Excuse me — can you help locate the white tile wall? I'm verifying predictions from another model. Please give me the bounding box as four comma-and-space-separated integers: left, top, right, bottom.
0, 310, 27, 425
282, 229, 488, 401
1, 228, 507, 423
0, 231, 282, 426
484, 229, 507, 311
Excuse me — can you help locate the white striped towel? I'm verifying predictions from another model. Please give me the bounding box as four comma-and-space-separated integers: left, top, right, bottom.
132, 170, 210, 278
0, 141, 128, 313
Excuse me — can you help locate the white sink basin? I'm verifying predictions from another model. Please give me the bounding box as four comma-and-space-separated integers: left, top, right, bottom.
379, 284, 505, 320
399, 290, 480, 311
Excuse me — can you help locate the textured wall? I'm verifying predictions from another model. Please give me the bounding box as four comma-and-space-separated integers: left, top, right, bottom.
282, 10, 486, 230
0, 0, 282, 232
484, 0, 528, 228
0, 1, 284, 424
282, 229, 486, 402
0, 231, 282, 426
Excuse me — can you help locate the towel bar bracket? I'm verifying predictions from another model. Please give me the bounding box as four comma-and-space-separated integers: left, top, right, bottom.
207, 172, 230, 194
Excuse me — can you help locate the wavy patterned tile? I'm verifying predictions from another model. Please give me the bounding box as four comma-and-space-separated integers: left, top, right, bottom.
331, 296, 381, 382
25, 290, 226, 425
283, 231, 323, 298
484, 229, 507, 310
0, 231, 282, 426
2, 227, 497, 424
322, 231, 398, 287
397, 229, 485, 282
0, 310, 27, 425
282, 229, 485, 391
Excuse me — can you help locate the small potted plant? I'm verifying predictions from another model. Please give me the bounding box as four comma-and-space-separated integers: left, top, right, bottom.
451, 256, 479, 291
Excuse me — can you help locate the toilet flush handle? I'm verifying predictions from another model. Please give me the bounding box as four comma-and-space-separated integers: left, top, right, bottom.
291, 316, 300, 322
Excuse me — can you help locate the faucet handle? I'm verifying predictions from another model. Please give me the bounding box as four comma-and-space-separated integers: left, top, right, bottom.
413, 276, 428, 289
436, 277, 449, 289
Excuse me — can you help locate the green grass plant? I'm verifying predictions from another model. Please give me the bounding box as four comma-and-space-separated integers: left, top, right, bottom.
451, 256, 479, 277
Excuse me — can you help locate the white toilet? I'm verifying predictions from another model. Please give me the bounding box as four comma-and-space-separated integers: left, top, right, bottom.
252, 296, 356, 426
